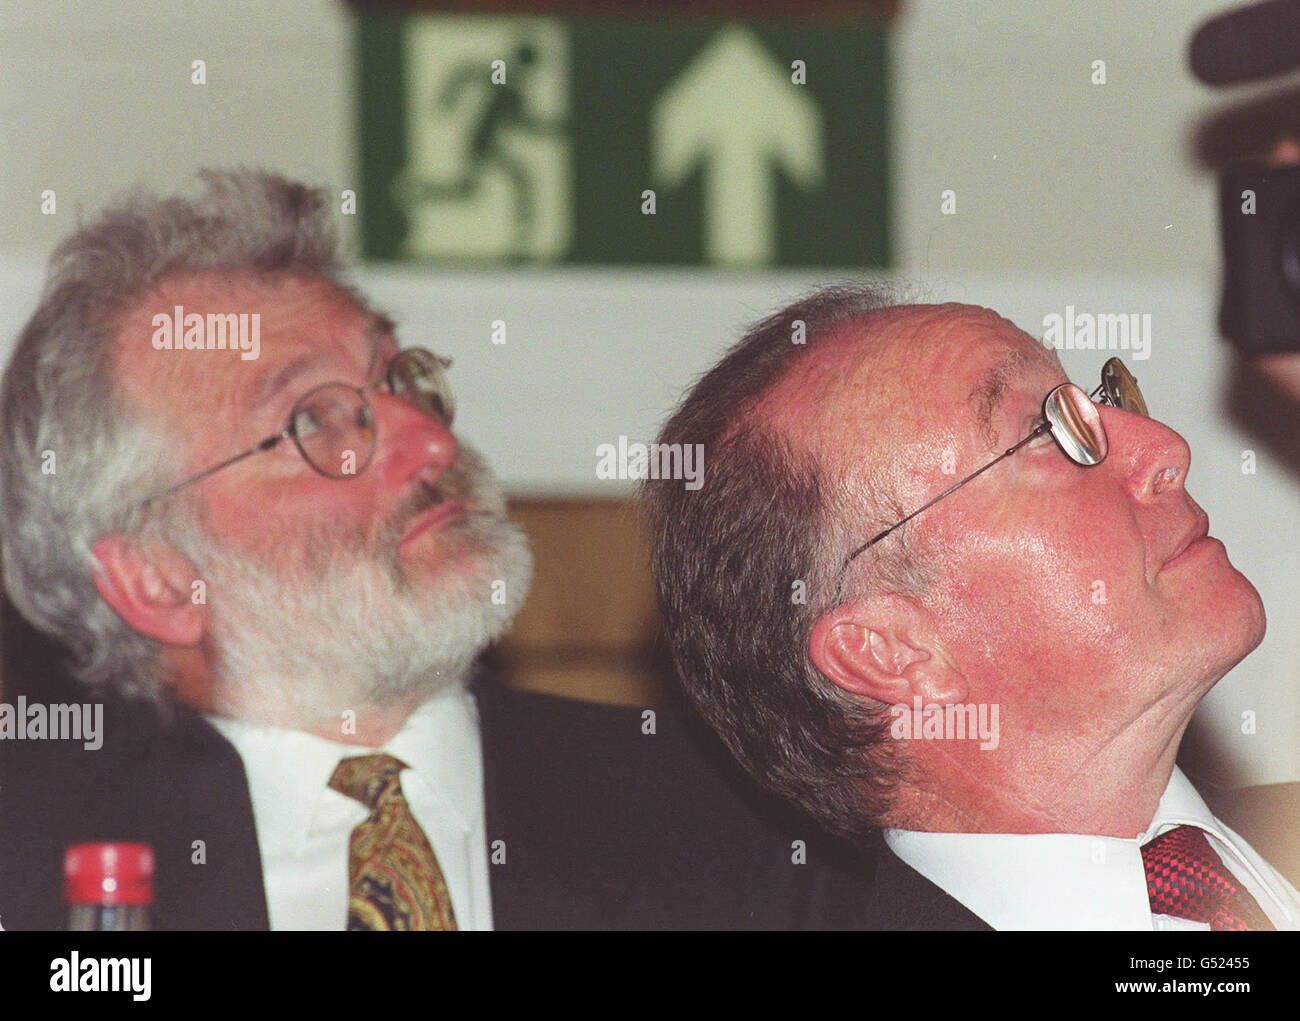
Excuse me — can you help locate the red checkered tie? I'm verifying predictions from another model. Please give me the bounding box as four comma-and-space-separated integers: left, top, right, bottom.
1141, 825, 1274, 931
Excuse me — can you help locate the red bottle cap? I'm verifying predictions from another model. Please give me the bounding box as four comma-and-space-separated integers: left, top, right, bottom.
64, 843, 154, 906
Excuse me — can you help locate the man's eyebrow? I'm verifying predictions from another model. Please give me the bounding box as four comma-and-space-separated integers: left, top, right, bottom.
969, 349, 1034, 447
249, 313, 396, 410
250, 353, 321, 410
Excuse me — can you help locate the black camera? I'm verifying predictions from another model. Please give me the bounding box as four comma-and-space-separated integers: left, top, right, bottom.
1219, 163, 1300, 353
1193, 0, 1300, 352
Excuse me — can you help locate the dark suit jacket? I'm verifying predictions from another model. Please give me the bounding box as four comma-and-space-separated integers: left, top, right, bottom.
0, 674, 986, 930
859, 830, 992, 931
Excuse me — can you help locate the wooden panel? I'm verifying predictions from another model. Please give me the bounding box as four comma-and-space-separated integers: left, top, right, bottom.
494, 498, 671, 706
502, 498, 661, 654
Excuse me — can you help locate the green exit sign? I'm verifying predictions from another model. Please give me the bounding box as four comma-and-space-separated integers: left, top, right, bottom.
357, 15, 889, 267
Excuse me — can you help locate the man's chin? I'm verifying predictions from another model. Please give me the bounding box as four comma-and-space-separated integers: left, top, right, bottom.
1240, 583, 1267, 657
1197, 571, 1267, 683
193, 483, 532, 737
395, 540, 480, 585
216, 562, 528, 733
1223, 559, 1267, 650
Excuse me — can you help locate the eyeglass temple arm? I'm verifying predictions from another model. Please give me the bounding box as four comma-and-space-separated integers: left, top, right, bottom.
841, 421, 1052, 569
139, 434, 286, 509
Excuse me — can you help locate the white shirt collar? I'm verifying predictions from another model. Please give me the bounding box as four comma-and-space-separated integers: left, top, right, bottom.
884, 766, 1300, 930
207, 682, 480, 860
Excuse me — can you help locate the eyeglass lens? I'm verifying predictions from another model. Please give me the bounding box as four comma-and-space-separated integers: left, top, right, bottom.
1098, 358, 1148, 417
287, 350, 454, 479
389, 349, 456, 425
1044, 384, 1107, 466
1044, 358, 1147, 468
291, 384, 376, 478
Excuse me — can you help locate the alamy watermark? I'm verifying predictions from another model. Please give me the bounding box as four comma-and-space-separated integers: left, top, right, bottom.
50, 953, 150, 1001
889, 696, 1000, 751
151, 304, 261, 360
1041, 305, 1151, 361
595, 436, 704, 490
0, 697, 102, 751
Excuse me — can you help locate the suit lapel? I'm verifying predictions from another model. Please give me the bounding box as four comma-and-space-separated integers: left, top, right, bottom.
102, 701, 270, 930
862, 830, 993, 930
138, 709, 270, 930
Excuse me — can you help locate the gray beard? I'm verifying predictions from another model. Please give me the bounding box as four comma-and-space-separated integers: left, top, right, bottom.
168, 446, 532, 731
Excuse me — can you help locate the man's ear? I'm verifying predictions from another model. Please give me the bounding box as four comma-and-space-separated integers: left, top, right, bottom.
808, 594, 966, 706
91, 534, 206, 647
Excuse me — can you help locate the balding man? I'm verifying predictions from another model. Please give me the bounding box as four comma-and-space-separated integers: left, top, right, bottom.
643, 284, 1300, 930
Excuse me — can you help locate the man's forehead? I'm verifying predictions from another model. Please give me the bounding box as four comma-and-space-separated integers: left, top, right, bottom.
111, 271, 390, 409
769, 300, 1045, 411
767, 304, 1055, 442
244, 315, 393, 409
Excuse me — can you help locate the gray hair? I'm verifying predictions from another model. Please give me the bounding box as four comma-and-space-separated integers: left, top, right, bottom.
641, 282, 932, 844
0, 168, 350, 703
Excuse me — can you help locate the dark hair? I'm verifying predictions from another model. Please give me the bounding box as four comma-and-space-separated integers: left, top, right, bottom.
642, 283, 928, 843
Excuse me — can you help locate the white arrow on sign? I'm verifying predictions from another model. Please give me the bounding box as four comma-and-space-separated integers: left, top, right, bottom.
651, 26, 824, 266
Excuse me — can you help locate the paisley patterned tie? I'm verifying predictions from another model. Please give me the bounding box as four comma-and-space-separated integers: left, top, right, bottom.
329, 754, 458, 931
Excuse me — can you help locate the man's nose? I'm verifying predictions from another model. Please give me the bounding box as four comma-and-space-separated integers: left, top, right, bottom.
368, 390, 458, 484
1099, 404, 1191, 500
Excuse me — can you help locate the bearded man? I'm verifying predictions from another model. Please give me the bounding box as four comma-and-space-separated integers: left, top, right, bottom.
0, 170, 866, 930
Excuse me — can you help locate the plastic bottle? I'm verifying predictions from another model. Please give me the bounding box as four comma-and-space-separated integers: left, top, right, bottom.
64, 842, 154, 931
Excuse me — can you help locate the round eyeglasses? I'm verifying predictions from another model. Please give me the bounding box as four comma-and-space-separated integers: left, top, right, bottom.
841, 356, 1147, 569
139, 348, 454, 507
287, 348, 455, 479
